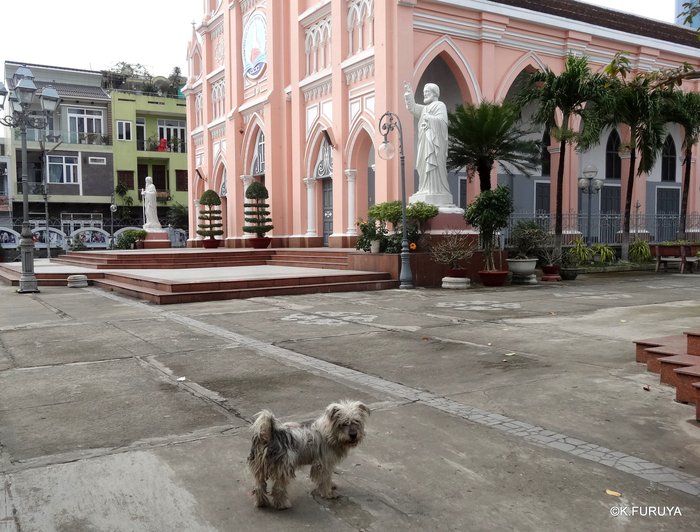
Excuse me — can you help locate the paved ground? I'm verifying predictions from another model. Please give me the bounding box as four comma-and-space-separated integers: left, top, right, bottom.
0, 271, 699, 531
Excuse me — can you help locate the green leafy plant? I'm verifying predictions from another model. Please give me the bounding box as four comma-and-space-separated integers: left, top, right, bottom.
197, 189, 224, 240
242, 181, 274, 238
629, 239, 652, 263
509, 220, 548, 259
166, 202, 188, 229
355, 217, 387, 252
591, 243, 616, 264
566, 237, 592, 266
115, 229, 147, 249
464, 185, 513, 271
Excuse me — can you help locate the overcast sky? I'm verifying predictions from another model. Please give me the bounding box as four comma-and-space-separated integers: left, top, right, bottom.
0, 0, 679, 79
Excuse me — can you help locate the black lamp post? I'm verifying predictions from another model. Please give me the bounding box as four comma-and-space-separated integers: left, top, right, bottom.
377, 111, 413, 289
0, 67, 60, 293
110, 195, 117, 249
577, 164, 602, 245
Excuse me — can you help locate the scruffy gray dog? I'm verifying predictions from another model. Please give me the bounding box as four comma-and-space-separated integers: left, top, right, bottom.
248, 400, 370, 509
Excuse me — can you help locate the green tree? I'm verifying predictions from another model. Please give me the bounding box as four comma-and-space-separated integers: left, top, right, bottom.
447, 100, 541, 193
167, 67, 183, 97
585, 53, 668, 260
521, 54, 606, 253
663, 90, 700, 239
197, 189, 224, 240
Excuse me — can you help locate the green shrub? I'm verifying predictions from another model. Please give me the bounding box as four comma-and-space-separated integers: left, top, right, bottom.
591, 243, 616, 264
242, 181, 273, 237
629, 239, 652, 263
509, 220, 548, 258
115, 229, 147, 249
565, 237, 592, 266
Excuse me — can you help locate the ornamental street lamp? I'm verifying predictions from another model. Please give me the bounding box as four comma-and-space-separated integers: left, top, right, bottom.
377, 111, 413, 289
577, 164, 603, 245
0, 68, 60, 292
110, 195, 117, 249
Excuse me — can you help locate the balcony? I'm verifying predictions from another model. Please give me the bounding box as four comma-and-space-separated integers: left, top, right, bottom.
136, 137, 187, 154
18, 129, 112, 146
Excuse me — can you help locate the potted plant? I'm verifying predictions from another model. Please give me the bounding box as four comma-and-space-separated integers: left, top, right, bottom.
243, 181, 274, 248
591, 242, 616, 265
507, 220, 548, 284
356, 217, 387, 253
539, 244, 563, 281
464, 185, 513, 286
429, 230, 477, 288
197, 189, 224, 248
115, 229, 147, 250
560, 237, 590, 280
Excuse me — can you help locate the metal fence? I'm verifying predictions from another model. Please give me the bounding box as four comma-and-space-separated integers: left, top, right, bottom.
502, 212, 700, 247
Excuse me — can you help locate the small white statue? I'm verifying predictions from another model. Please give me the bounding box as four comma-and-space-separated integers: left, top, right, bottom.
403, 81, 455, 208
142, 176, 162, 231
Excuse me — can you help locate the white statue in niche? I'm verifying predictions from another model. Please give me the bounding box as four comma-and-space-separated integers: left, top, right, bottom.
142, 176, 162, 231
403, 81, 457, 209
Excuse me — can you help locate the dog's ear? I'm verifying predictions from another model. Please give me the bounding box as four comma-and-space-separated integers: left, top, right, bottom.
325, 403, 341, 420
357, 402, 370, 417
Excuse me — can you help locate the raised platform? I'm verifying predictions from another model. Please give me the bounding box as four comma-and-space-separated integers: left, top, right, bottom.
0, 248, 398, 304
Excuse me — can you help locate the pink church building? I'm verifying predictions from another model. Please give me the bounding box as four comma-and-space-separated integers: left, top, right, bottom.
184, 0, 700, 248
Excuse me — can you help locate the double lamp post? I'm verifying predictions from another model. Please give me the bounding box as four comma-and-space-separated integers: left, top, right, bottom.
0, 67, 60, 293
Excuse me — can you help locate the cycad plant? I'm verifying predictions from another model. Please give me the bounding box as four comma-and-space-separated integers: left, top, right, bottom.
447, 100, 541, 193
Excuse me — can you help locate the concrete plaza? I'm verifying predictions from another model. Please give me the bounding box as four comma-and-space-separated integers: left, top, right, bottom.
0, 271, 698, 531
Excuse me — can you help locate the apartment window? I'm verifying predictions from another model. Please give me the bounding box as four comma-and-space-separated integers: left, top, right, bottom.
176, 170, 189, 191
48, 156, 79, 184
157, 119, 187, 153
661, 135, 676, 182
68, 108, 104, 144
117, 121, 132, 141
88, 157, 106, 165
117, 170, 134, 189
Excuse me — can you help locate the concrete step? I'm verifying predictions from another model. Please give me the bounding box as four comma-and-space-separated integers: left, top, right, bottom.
635, 335, 687, 364
685, 329, 700, 356
659, 354, 700, 386
674, 365, 700, 404
645, 344, 689, 373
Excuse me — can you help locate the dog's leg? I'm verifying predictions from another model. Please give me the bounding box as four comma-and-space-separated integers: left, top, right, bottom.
253, 480, 270, 508
310, 463, 338, 499
270, 475, 292, 510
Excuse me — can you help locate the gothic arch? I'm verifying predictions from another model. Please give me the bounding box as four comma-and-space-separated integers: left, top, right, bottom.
413, 35, 480, 103
304, 120, 335, 179
242, 113, 265, 174
345, 116, 376, 164
496, 51, 548, 102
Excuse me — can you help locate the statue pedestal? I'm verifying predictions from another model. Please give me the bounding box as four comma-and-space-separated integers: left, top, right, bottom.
423, 212, 469, 232
409, 191, 456, 208
143, 230, 171, 249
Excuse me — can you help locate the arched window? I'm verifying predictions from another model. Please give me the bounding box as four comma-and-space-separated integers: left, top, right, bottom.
541, 131, 551, 176
605, 130, 622, 180
252, 130, 265, 177
661, 135, 676, 182
315, 136, 333, 178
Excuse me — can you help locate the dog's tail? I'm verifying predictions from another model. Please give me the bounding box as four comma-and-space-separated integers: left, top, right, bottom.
251, 409, 277, 444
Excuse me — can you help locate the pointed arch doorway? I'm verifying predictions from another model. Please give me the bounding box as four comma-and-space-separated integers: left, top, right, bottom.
315, 136, 333, 246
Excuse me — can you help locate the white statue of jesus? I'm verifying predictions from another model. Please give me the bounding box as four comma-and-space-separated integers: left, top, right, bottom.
404, 81, 456, 208
142, 176, 162, 231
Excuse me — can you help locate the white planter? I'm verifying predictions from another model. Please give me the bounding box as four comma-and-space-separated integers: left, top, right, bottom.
370, 240, 381, 253
506, 258, 538, 285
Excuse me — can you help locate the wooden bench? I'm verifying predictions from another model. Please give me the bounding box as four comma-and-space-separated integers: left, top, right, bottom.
653, 244, 695, 274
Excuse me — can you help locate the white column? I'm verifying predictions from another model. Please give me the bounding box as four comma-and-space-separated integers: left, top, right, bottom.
345, 168, 357, 234
304, 177, 317, 236
240, 175, 253, 238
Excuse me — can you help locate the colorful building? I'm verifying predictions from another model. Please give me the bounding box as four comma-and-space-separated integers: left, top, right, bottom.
185, 0, 700, 248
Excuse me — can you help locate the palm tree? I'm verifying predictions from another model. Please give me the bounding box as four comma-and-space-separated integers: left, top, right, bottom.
586, 53, 668, 259
447, 100, 541, 193
663, 89, 700, 239
522, 54, 606, 252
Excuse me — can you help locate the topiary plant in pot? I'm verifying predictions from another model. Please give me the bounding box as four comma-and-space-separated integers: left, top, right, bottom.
507, 220, 548, 284
197, 189, 224, 248
243, 181, 274, 248
464, 185, 513, 286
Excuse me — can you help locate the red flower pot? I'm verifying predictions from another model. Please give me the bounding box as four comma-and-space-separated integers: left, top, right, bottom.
249, 237, 272, 249
478, 270, 509, 287
202, 238, 220, 249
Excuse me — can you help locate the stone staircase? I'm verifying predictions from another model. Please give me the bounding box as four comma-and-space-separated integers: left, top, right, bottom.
634, 329, 700, 420
0, 249, 398, 303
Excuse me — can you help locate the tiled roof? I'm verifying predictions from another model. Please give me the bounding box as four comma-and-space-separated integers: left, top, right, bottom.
491, 0, 700, 49
35, 81, 110, 101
